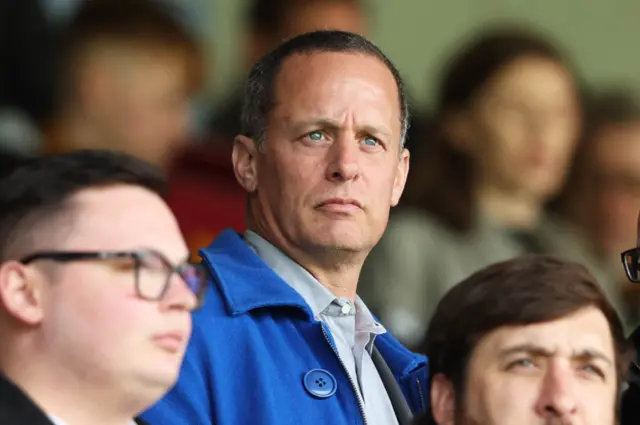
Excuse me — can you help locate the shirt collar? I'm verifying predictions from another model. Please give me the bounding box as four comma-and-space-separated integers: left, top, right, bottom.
243, 230, 334, 318
243, 231, 386, 336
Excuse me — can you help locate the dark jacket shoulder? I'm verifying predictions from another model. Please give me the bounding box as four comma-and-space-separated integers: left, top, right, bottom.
0, 373, 148, 425
0, 373, 54, 425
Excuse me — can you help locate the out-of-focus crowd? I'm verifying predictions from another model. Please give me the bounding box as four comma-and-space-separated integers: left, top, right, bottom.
2, 1, 640, 424
3, 0, 639, 343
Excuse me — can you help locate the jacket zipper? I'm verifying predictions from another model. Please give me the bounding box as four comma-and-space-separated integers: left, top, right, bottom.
415, 378, 427, 413
321, 324, 368, 425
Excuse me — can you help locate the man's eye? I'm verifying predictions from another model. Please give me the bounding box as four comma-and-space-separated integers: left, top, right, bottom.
507, 358, 536, 370
140, 255, 165, 271
581, 364, 605, 379
306, 131, 325, 141
363, 136, 380, 146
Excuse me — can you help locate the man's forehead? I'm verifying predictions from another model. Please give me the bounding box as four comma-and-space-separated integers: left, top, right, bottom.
62, 186, 188, 259
274, 51, 398, 98
479, 309, 614, 357
272, 52, 401, 131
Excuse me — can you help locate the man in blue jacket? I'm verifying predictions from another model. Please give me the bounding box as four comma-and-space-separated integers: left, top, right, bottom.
142, 30, 428, 425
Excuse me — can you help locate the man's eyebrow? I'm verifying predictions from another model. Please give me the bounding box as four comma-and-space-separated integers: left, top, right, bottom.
497, 343, 613, 366
498, 343, 554, 360
573, 349, 613, 367
291, 117, 393, 138
291, 117, 340, 132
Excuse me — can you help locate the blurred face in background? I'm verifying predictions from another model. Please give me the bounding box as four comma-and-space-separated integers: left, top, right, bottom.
283, 1, 366, 38
459, 56, 580, 202
74, 45, 193, 168
246, 1, 367, 68
590, 122, 640, 258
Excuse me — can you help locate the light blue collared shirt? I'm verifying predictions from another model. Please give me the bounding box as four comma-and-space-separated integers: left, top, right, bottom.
244, 231, 399, 425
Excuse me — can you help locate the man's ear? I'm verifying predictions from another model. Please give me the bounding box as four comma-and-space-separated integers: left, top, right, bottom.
232, 135, 260, 193
0, 261, 45, 326
430, 374, 456, 425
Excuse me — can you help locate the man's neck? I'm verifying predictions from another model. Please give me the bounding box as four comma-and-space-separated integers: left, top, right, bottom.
476, 185, 542, 230
247, 228, 364, 300
302, 255, 362, 300
1, 352, 140, 425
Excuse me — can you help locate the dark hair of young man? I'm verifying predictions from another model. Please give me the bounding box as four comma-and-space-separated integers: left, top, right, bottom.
0, 149, 167, 262
419, 254, 633, 423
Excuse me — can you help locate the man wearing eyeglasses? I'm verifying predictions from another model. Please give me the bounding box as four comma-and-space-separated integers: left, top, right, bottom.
0, 150, 207, 425
619, 212, 640, 425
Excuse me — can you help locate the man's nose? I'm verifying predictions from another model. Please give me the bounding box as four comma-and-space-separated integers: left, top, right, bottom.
534, 363, 579, 421
161, 272, 199, 312
326, 134, 360, 182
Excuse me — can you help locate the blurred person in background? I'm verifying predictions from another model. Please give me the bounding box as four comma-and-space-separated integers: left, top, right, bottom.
414, 254, 632, 425
44, 0, 246, 260
41, 0, 212, 135
45, 0, 205, 169
359, 26, 627, 348
0, 150, 206, 425
552, 90, 640, 324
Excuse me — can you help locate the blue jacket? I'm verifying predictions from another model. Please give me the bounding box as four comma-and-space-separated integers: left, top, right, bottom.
142, 229, 429, 425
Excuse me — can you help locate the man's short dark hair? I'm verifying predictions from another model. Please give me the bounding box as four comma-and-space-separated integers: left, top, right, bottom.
241, 30, 409, 147
422, 254, 633, 408
0, 150, 168, 261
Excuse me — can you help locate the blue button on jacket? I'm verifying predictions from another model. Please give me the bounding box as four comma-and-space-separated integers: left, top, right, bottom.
142, 229, 429, 425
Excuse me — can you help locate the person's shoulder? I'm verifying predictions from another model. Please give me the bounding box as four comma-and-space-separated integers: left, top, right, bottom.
0, 374, 55, 425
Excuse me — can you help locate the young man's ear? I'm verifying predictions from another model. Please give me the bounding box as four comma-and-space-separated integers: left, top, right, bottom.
430, 374, 456, 425
0, 261, 46, 326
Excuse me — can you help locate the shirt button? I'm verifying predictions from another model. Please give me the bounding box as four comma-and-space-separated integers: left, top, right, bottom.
341, 303, 351, 315
303, 369, 337, 399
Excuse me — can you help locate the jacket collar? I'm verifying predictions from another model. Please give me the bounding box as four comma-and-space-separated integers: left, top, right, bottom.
0, 373, 147, 425
199, 229, 314, 320
199, 230, 428, 378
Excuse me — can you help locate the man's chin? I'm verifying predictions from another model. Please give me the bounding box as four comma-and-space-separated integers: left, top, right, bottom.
307, 231, 367, 252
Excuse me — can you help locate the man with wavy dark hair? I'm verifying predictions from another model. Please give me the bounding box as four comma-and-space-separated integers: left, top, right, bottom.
416, 254, 632, 425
